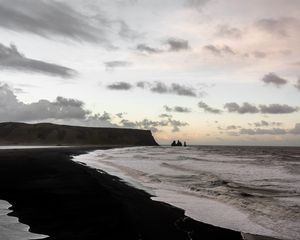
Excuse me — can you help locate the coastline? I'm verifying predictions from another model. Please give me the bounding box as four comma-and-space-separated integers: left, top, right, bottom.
0, 147, 275, 240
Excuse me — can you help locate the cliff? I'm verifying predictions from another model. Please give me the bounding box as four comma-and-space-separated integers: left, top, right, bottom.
0, 122, 158, 146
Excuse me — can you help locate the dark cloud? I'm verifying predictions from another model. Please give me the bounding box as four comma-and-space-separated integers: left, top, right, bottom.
198, 101, 222, 114
170, 83, 197, 97
173, 106, 191, 113
136, 38, 190, 54
119, 117, 187, 133
136, 81, 150, 89
295, 78, 300, 91
255, 17, 299, 37
224, 102, 299, 114
159, 113, 173, 118
168, 119, 189, 132
150, 82, 197, 97
164, 105, 191, 113
262, 73, 288, 87
104, 61, 131, 70
218, 125, 241, 131
151, 82, 168, 93
0, 82, 90, 121
215, 25, 242, 38
224, 102, 259, 114
0, 82, 190, 132
0, 43, 77, 78
253, 120, 282, 127
136, 44, 163, 54
203, 45, 236, 56
119, 119, 138, 129
139, 119, 168, 132
116, 112, 126, 118
117, 81, 200, 97
226, 125, 241, 130
55, 96, 83, 108
0, 0, 108, 43
259, 104, 299, 114
239, 128, 287, 135
96, 111, 111, 121
226, 123, 300, 136
166, 38, 190, 52
107, 82, 133, 90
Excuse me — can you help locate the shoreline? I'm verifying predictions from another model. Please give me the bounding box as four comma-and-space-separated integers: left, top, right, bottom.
0, 147, 277, 240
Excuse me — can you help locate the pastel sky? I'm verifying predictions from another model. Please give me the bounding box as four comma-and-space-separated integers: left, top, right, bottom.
0, 0, 299, 145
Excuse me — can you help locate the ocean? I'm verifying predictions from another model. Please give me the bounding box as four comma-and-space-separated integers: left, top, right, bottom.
0, 200, 48, 240
73, 145, 300, 240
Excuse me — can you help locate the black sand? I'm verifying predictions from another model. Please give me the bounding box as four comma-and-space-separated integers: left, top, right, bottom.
0, 147, 245, 239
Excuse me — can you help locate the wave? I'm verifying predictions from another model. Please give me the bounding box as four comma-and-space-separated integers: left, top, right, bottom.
73, 146, 300, 240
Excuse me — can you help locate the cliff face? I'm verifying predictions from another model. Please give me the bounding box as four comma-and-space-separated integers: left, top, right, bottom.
0, 122, 158, 146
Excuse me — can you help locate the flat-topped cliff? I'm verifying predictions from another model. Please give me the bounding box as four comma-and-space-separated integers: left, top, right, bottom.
0, 122, 158, 146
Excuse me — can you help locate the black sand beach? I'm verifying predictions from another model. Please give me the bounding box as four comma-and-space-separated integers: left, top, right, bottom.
0, 147, 246, 240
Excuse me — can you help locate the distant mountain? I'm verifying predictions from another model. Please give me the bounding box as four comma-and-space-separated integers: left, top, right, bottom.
0, 122, 158, 146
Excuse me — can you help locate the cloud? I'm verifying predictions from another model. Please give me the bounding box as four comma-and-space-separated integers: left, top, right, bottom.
198, 101, 222, 114
149, 82, 198, 97
262, 73, 288, 87
252, 51, 267, 58
104, 61, 131, 70
118, 20, 141, 40
119, 119, 139, 129
169, 119, 189, 132
255, 17, 299, 37
224, 102, 298, 114
116, 112, 126, 118
0, 82, 90, 121
0, 43, 77, 78
239, 128, 287, 135
136, 38, 190, 54
136, 44, 163, 54
226, 125, 241, 130
290, 123, 300, 134
295, 78, 300, 91
136, 81, 151, 89
119, 117, 188, 133
184, 0, 210, 8
215, 25, 242, 38
112, 81, 201, 97
253, 120, 282, 127
0, 82, 190, 132
225, 123, 300, 136
107, 82, 133, 90
0, 0, 108, 43
0, 82, 119, 127
203, 44, 236, 56
224, 102, 259, 114
159, 113, 173, 118
166, 38, 190, 52
170, 83, 197, 97
151, 82, 168, 93
218, 125, 241, 131
164, 105, 191, 113
259, 104, 299, 114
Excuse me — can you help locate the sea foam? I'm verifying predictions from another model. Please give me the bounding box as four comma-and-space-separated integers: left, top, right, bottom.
73, 146, 300, 240
0, 200, 48, 240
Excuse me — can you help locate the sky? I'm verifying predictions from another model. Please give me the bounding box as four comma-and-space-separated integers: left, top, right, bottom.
0, 0, 299, 146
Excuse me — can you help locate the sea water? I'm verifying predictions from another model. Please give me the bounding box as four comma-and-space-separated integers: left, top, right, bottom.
73, 146, 300, 240
0, 200, 47, 240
